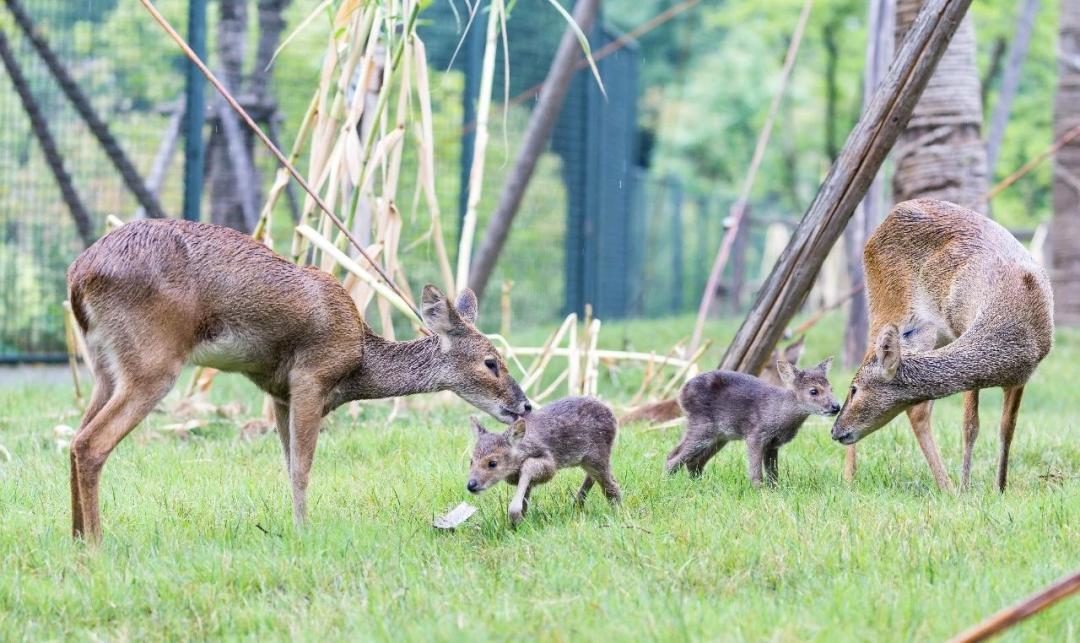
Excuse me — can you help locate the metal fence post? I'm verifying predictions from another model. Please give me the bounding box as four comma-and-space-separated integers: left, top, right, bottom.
182, 0, 207, 222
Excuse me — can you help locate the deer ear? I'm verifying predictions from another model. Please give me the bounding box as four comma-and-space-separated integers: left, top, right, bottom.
469, 416, 488, 437
784, 336, 805, 365
776, 360, 796, 386
455, 288, 478, 324
816, 356, 834, 375
875, 325, 901, 380
421, 284, 464, 344
507, 419, 527, 445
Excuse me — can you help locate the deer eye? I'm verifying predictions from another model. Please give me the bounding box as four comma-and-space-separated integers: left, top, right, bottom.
850, 385, 858, 397
488, 460, 498, 469
809, 388, 819, 396
483, 358, 498, 375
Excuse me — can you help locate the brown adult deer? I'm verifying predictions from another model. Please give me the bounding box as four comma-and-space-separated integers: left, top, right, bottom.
832, 200, 1054, 491
66, 219, 530, 543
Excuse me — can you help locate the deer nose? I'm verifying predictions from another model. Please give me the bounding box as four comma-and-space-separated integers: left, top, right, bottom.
467, 480, 479, 493
829, 403, 841, 415
523, 402, 532, 413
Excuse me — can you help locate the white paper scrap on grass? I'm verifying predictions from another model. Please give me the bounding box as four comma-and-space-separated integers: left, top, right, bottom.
433, 502, 478, 530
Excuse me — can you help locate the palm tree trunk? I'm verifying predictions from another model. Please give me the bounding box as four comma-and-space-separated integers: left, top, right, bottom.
892, 1, 988, 213
1051, 0, 1080, 324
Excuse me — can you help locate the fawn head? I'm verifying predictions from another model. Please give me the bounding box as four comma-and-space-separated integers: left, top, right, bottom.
466, 417, 526, 493
422, 285, 530, 423
776, 356, 840, 416
832, 324, 920, 444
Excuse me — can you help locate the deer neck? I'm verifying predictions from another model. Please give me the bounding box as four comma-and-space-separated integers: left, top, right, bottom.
893, 331, 1015, 402
332, 332, 448, 406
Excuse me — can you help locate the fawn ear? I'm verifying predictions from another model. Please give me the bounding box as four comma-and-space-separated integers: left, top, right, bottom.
776, 360, 796, 386
507, 419, 527, 445
469, 416, 488, 437
422, 284, 464, 347
783, 336, 805, 366
875, 325, 901, 380
815, 356, 834, 375
455, 288, 478, 324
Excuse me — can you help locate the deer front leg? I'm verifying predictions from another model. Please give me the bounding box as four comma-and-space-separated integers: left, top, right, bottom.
286, 379, 327, 527
843, 445, 857, 483
508, 458, 554, 527
273, 400, 291, 469
961, 390, 980, 490
907, 401, 953, 491
746, 438, 766, 488
764, 446, 779, 486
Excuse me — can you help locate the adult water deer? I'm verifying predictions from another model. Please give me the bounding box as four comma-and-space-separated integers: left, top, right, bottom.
67, 219, 529, 542
832, 200, 1053, 491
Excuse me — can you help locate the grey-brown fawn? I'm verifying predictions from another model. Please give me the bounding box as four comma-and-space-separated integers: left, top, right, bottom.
667, 358, 840, 485
67, 219, 529, 543
832, 200, 1054, 491
466, 396, 621, 526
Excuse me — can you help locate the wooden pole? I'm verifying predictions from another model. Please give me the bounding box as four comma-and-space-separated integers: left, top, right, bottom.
719, 0, 975, 374
4, 0, 168, 220
949, 569, 1080, 643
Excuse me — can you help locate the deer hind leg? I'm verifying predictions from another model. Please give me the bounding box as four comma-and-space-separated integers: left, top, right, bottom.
71, 365, 180, 543
997, 385, 1025, 493
71, 365, 115, 539
960, 390, 980, 490
907, 401, 953, 491
286, 377, 328, 527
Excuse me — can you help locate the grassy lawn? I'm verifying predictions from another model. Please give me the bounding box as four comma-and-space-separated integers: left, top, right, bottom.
1, 314, 1078, 640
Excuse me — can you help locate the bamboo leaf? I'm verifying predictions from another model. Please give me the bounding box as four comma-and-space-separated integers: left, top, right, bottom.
265, 0, 335, 71
542, 0, 606, 98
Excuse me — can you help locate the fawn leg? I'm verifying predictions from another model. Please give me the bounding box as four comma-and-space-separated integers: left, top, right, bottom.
575, 474, 595, 506
287, 377, 327, 527
746, 439, 766, 488
843, 446, 857, 483
907, 401, 953, 491
960, 390, 980, 490
997, 385, 1025, 493
509, 458, 554, 526
273, 400, 291, 469
72, 368, 179, 544
764, 446, 779, 486
666, 421, 714, 474
71, 368, 114, 539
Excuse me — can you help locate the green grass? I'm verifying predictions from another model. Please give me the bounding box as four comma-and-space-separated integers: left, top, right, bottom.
1, 315, 1078, 640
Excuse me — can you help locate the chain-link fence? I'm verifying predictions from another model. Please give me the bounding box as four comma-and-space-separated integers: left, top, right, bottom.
0, 0, 752, 362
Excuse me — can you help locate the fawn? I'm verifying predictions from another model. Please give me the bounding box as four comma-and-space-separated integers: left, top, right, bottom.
621, 337, 805, 425
666, 358, 840, 485
66, 219, 529, 542
833, 200, 1054, 491
466, 396, 621, 526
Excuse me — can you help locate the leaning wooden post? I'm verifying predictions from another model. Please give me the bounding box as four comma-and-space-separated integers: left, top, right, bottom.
719, 0, 974, 374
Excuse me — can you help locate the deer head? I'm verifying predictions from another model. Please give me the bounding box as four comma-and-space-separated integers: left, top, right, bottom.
420, 285, 530, 423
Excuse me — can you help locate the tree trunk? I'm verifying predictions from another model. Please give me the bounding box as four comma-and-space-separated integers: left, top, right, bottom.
985, 0, 1040, 177
892, 2, 987, 213
206, 0, 260, 232
466, 0, 602, 300
1051, 0, 1080, 324
843, 0, 895, 368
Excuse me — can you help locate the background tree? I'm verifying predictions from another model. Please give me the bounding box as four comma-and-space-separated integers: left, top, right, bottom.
892, 1, 988, 212
1051, 0, 1080, 324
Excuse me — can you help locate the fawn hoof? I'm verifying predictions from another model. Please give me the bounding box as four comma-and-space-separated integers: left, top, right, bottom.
508, 503, 525, 527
